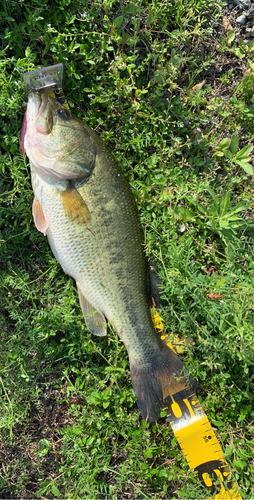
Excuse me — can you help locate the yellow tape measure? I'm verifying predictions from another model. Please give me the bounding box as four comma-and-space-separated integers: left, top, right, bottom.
47, 89, 70, 109
151, 309, 242, 499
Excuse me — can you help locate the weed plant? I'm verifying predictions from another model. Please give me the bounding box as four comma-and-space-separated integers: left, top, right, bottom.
0, 0, 254, 498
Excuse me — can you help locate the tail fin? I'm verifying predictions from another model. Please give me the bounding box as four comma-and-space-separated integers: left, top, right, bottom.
130, 343, 198, 422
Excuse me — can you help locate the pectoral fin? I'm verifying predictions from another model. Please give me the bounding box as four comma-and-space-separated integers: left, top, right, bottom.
60, 184, 91, 225
32, 198, 48, 235
77, 284, 107, 336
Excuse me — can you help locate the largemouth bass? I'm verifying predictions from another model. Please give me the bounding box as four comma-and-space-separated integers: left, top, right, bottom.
21, 91, 197, 422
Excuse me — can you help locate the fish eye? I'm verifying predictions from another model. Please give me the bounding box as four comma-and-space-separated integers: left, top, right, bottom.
58, 108, 68, 119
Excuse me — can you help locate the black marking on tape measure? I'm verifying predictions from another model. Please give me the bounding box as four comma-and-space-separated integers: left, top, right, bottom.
54, 89, 68, 106
195, 460, 234, 495
164, 388, 203, 426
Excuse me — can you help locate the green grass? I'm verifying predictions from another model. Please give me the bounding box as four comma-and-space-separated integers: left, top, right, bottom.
1, 0, 254, 498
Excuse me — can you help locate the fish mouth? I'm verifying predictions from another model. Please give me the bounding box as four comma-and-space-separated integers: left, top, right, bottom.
28, 91, 53, 135
37, 93, 48, 119
27, 90, 42, 115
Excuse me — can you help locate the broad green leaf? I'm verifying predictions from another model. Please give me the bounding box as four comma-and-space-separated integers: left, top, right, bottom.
237, 449, 249, 460
72, 427, 83, 434
234, 160, 253, 175
249, 39, 254, 51
220, 228, 236, 241
173, 206, 195, 220
113, 15, 123, 28
239, 38, 248, 53
181, 208, 195, 220
227, 31, 235, 45
227, 200, 248, 216
38, 439, 50, 457
227, 216, 244, 221
206, 219, 218, 231
147, 12, 153, 25
224, 149, 233, 159
230, 134, 239, 155
87, 436, 95, 445
25, 47, 31, 57
219, 219, 229, 228
206, 187, 219, 206
234, 154, 251, 162
213, 151, 225, 158
249, 61, 254, 70
219, 137, 231, 150
196, 203, 207, 215
207, 205, 218, 217
229, 220, 246, 228
235, 144, 253, 158
51, 484, 60, 497
233, 459, 246, 470
225, 445, 233, 456
234, 48, 246, 58
220, 191, 230, 216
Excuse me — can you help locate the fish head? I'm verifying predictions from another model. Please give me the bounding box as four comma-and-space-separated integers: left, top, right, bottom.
22, 91, 97, 180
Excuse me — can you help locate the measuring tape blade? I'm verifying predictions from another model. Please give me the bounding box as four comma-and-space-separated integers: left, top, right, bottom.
46, 89, 70, 109
151, 309, 242, 499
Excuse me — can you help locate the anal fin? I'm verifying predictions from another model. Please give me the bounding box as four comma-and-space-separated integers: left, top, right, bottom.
32, 198, 48, 235
77, 283, 107, 336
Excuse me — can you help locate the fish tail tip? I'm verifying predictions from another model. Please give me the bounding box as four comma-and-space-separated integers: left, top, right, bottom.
130, 344, 198, 422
